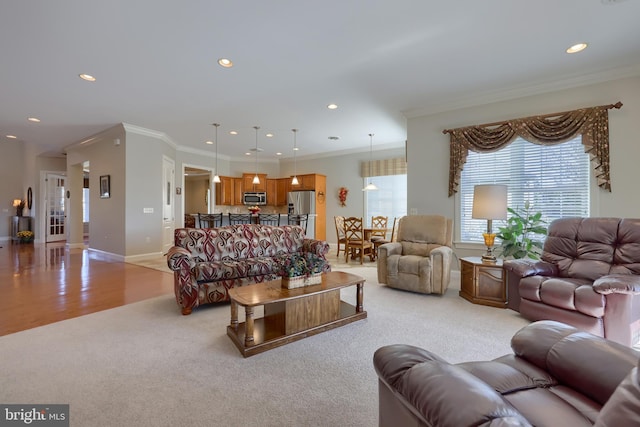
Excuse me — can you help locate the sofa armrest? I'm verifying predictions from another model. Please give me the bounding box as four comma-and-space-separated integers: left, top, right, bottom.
593, 274, 640, 295
301, 239, 330, 257
374, 345, 530, 427
166, 246, 195, 271
503, 259, 557, 278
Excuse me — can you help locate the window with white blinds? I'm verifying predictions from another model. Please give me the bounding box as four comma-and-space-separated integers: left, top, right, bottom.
459, 136, 590, 243
365, 175, 407, 224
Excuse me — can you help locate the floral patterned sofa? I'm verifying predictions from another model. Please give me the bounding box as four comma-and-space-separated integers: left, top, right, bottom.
166, 224, 331, 315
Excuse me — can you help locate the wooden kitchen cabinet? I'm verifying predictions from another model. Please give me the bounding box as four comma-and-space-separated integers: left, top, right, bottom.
233, 177, 244, 205
242, 173, 267, 192
459, 257, 506, 308
215, 176, 234, 206
276, 178, 289, 206
266, 179, 277, 205
299, 174, 316, 191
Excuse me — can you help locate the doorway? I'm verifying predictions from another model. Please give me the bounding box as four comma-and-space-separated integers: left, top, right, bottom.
183, 165, 214, 227
45, 173, 66, 242
162, 157, 175, 254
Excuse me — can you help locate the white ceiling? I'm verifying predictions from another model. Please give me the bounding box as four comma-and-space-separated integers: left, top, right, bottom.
1, 0, 640, 161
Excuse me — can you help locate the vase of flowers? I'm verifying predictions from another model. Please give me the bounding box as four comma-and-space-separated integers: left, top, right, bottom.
248, 205, 261, 214
277, 252, 326, 289
17, 230, 34, 243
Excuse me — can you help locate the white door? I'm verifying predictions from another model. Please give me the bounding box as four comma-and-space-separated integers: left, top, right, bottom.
162, 157, 175, 254
46, 173, 66, 242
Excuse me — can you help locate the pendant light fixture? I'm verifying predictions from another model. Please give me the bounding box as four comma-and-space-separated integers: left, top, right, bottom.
291, 128, 299, 186
362, 133, 378, 191
212, 123, 221, 184
252, 126, 260, 185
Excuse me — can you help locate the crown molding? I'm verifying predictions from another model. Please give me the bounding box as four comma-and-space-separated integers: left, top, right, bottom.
122, 123, 178, 148
404, 63, 640, 119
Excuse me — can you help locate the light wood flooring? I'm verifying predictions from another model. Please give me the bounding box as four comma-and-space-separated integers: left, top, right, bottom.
0, 241, 173, 337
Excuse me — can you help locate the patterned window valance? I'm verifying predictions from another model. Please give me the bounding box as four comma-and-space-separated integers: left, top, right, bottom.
361, 157, 407, 178
444, 102, 622, 197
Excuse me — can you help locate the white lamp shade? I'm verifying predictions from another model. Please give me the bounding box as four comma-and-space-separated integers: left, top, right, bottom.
472, 184, 508, 220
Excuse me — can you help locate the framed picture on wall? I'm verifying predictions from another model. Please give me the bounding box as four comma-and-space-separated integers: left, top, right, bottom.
100, 175, 111, 199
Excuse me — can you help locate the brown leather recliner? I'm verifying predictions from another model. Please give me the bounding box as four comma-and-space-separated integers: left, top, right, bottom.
373, 320, 640, 427
504, 217, 640, 347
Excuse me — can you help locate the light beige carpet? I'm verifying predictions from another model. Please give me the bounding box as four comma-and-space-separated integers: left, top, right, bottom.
0, 264, 529, 426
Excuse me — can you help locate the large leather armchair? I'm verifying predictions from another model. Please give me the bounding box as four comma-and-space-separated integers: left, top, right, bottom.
377, 215, 453, 295
373, 320, 640, 427
504, 217, 640, 346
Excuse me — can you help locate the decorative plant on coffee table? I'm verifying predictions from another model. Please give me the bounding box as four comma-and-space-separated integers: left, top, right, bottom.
277, 252, 326, 289
496, 201, 547, 260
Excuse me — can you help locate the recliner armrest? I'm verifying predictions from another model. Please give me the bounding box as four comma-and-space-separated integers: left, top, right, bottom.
503, 259, 557, 278
374, 345, 530, 427
379, 242, 402, 257
593, 274, 640, 295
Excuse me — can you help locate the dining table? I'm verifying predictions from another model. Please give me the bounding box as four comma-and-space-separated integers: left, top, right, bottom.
363, 227, 389, 242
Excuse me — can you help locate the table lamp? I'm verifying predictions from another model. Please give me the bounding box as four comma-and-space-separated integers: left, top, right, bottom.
472, 184, 508, 262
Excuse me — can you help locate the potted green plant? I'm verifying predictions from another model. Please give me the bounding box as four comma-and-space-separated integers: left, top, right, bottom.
496, 201, 547, 259
276, 252, 325, 289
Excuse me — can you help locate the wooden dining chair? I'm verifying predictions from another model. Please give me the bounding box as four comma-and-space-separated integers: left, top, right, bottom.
373, 216, 400, 255
258, 213, 281, 226
228, 213, 252, 224
334, 216, 347, 257
288, 213, 309, 233
370, 216, 388, 241
344, 216, 374, 264
198, 213, 223, 228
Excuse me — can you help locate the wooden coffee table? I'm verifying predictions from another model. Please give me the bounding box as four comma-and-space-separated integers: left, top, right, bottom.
227, 271, 367, 357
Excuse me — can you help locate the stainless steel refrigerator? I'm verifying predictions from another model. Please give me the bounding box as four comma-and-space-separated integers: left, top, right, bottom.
287, 190, 316, 238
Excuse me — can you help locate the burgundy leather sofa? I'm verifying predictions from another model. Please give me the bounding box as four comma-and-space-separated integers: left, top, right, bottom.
504, 217, 640, 346
373, 320, 640, 427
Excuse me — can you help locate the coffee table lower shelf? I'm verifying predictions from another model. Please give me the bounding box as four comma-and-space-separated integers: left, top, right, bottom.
227, 301, 366, 357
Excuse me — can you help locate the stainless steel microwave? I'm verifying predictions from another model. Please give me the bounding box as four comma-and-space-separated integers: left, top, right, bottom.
243, 192, 267, 205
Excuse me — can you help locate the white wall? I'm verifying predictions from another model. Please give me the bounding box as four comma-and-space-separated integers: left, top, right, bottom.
0, 140, 25, 239
66, 125, 127, 255
407, 75, 640, 259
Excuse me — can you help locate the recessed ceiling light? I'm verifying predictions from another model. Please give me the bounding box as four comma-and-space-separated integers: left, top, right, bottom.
6, 135, 17, 139
566, 43, 588, 54
218, 58, 233, 68
293, 147, 300, 151
229, 131, 238, 135
327, 104, 338, 110
276, 152, 282, 156
79, 73, 96, 82
328, 136, 340, 140
27, 117, 40, 123
205, 140, 213, 145
266, 133, 273, 138
245, 152, 251, 156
